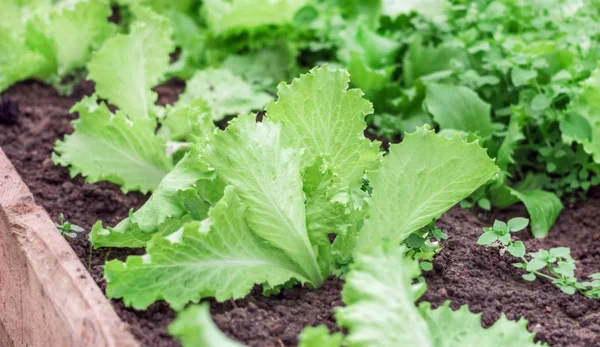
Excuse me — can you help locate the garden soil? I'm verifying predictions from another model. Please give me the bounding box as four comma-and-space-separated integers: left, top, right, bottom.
1, 81, 599, 347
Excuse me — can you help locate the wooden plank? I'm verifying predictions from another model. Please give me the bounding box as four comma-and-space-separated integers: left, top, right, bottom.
0, 148, 139, 347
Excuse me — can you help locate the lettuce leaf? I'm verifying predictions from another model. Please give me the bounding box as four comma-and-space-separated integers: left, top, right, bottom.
334, 245, 542, 347
337, 245, 429, 346
53, 96, 173, 193
0, 0, 114, 92
355, 127, 499, 255
169, 303, 244, 347
90, 147, 219, 248
105, 186, 310, 310
202, 114, 323, 285
0, 27, 51, 91
509, 189, 563, 238
42, 0, 115, 77
202, 0, 308, 36
266, 66, 381, 192
88, 6, 174, 119
178, 68, 272, 121
298, 326, 343, 347
424, 83, 494, 137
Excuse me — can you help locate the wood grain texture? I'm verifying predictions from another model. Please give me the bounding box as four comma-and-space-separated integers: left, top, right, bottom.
0, 148, 139, 347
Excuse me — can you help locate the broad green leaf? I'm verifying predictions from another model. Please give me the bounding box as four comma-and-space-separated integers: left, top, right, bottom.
418, 302, 541, 347
298, 326, 343, 347
302, 158, 366, 276
347, 53, 395, 98
335, 244, 541, 347
355, 127, 499, 254
336, 245, 431, 347
477, 232, 498, 245
178, 68, 272, 121
507, 217, 529, 232
88, 6, 174, 119
89, 219, 155, 249
105, 187, 309, 310
510, 189, 562, 238
90, 148, 218, 248
511, 67, 537, 87
338, 24, 400, 69
531, 94, 551, 111
43, 0, 115, 76
560, 112, 593, 144
0, 0, 51, 32
0, 27, 51, 92
266, 66, 381, 192
424, 83, 494, 137
169, 303, 244, 347
508, 241, 526, 258
221, 45, 297, 91
202, 114, 323, 285
526, 259, 547, 272
53, 96, 173, 193
158, 98, 215, 142
202, 0, 307, 35
403, 37, 468, 87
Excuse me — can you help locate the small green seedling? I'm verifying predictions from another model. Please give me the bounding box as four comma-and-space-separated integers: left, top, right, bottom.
406, 220, 448, 271
479, 218, 600, 298
55, 213, 84, 239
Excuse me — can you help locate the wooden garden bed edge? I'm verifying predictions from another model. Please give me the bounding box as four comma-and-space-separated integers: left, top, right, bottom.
0, 147, 138, 347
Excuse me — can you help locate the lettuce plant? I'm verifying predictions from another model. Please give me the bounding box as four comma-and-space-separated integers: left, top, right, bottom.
88, 66, 498, 310
0, 0, 115, 93
169, 244, 543, 347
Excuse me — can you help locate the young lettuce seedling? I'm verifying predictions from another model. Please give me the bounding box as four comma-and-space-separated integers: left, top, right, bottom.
479, 218, 600, 298
55, 213, 84, 239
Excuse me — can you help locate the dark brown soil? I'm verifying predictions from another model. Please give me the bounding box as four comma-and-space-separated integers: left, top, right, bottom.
2, 80, 600, 347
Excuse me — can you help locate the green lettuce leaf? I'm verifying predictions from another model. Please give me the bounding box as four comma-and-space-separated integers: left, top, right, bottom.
403, 37, 468, 87
169, 303, 243, 347
105, 186, 309, 310
336, 244, 430, 346
42, 0, 115, 77
178, 68, 272, 121
355, 127, 499, 254
0, 27, 51, 92
424, 83, 494, 137
221, 45, 298, 91
202, 114, 323, 285
298, 326, 343, 347
266, 66, 380, 275
0, 0, 114, 92
88, 6, 174, 119
510, 189, 563, 238
53, 96, 173, 193
419, 302, 540, 347
202, 0, 307, 36
158, 98, 215, 142
266, 66, 381, 192
335, 244, 542, 347
90, 147, 218, 248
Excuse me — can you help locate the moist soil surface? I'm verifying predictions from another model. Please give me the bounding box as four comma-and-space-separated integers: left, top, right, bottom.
1, 80, 600, 347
